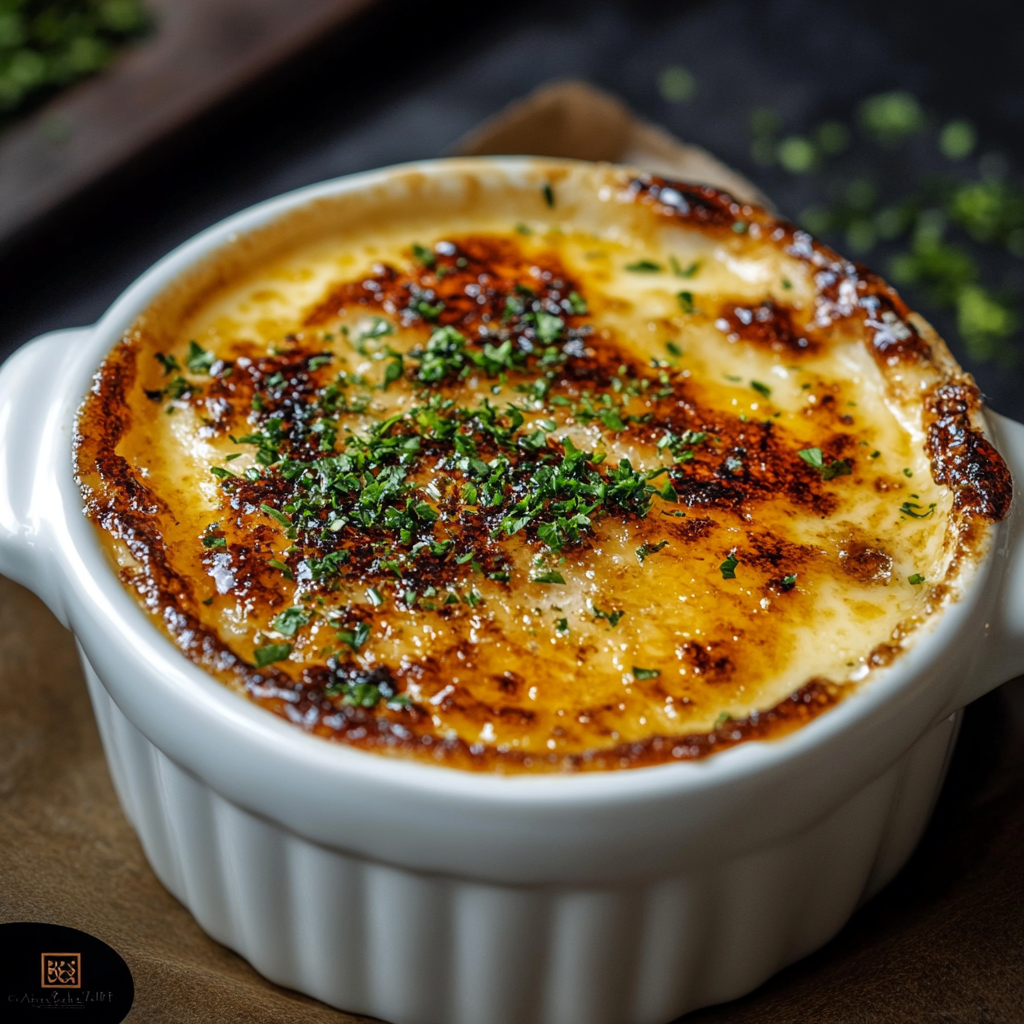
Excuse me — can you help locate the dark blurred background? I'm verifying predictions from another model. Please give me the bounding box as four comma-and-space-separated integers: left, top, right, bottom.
3, 0, 1024, 414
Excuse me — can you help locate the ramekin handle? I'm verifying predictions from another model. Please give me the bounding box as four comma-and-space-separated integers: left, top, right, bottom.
0, 327, 91, 627
950, 411, 1024, 712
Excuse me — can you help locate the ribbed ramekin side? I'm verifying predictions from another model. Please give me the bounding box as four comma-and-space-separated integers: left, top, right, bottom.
82, 652, 188, 901
861, 710, 960, 901
80, 652, 962, 1024
626, 710, 959, 1023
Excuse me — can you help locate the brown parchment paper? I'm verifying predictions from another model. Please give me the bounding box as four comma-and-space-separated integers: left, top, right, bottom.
2, 80, 1023, 1023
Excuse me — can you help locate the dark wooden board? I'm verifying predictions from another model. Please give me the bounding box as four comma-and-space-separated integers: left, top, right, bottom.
0, 0, 375, 253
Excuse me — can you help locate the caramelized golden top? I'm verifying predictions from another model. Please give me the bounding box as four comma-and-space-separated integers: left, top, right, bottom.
75, 166, 1011, 772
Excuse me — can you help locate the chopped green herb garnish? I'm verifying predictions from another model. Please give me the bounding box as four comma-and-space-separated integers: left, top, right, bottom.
798, 447, 825, 469
202, 534, 226, 549
902, 467, 913, 477
751, 380, 771, 398
633, 667, 661, 680
338, 621, 371, 652
272, 607, 310, 637
531, 571, 566, 584
781, 573, 797, 590
720, 551, 739, 579
381, 353, 404, 389
533, 310, 565, 343
187, 340, 215, 374
636, 540, 669, 564
676, 291, 695, 314
253, 643, 292, 668
908, 573, 926, 585
713, 711, 732, 729
260, 503, 292, 528
781, 278, 793, 289
350, 315, 395, 354
669, 256, 700, 278
798, 447, 853, 480
210, 466, 235, 479
592, 606, 624, 627
411, 243, 436, 267
900, 501, 936, 519
415, 299, 445, 321
665, 340, 683, 357
625, 259, 663, 273
597, 408, 626, 431
566, 291, 588, 315
555, 617, 569, 633
267, 559, 294, 580
155, 352, 179, 375
822, 459, 852, 480
542, 182, 555, 208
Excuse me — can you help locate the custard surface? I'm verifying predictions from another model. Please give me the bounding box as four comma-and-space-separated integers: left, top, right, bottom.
75, 166, 1011, 771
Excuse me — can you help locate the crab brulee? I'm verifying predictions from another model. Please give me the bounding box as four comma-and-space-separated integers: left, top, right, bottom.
75, 165, 1011, 772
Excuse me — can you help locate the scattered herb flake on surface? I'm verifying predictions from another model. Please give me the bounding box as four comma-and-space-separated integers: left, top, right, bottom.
531, 571, 566, 584
156, 352, 179, 375
273, 607, 310, 637
592, 606, 624, 627
798, 447, 852, 480
254, 643, 292, 668
338, 621, 371, 652
901, 501, 936, 519
260, 503, 292, 528
720, 551, 739, 579
636, 540, 669, 564
633, 667, 661, 680
670, 256, 700, 278
411, 243, 436, 267
268, 559, 294, 580
187, 340, 215, 374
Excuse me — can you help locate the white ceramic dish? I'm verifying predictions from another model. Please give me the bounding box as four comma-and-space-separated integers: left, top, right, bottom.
3, 158, 1024, 1024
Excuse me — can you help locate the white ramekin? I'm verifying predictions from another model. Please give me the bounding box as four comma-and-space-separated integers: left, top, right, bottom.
3, 158, 1024, 1024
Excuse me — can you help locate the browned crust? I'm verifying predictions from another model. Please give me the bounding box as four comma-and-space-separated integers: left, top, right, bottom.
924, 381, 1013, 521
74, 170, 1014, 774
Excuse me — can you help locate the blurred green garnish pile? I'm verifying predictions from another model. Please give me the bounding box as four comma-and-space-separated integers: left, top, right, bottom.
661, 68, 1023, 365
0, 0, 149, 128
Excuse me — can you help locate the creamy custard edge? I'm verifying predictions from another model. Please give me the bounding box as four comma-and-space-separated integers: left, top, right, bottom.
74, 163, 1012, 773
